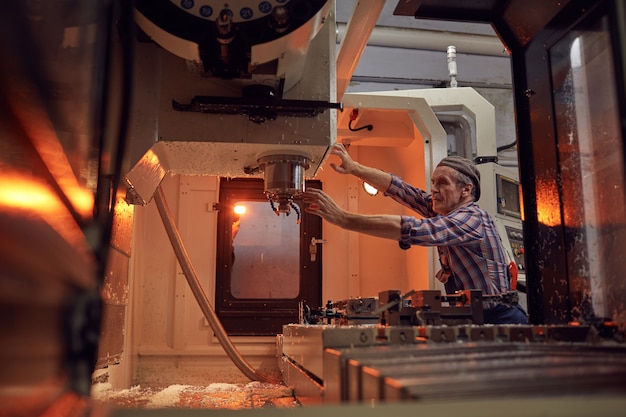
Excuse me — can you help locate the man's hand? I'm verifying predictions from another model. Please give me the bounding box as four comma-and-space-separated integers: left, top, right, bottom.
329, 143, 358, 175
327, 143, 392, 193
303, 188, 402, 240
302, 188, 346, 227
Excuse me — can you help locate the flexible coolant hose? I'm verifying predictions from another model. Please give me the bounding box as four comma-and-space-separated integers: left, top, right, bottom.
154, 186, 275, 383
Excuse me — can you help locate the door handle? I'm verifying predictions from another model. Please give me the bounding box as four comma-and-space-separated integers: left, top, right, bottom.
309, 237, 326, 261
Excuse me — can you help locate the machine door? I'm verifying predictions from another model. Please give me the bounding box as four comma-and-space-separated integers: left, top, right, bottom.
215, 178, 322, 335
520, 1, 626, 324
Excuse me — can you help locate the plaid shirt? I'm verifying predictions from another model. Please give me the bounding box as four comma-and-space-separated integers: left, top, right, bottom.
386, 174, 510, 295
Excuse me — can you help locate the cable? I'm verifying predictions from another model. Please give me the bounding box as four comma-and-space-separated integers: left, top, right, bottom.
348, 108, 373, 132
290, 201, 301, 224
497, 140, 517, 152
154, 186, 277, 383
348, 118, 373, 132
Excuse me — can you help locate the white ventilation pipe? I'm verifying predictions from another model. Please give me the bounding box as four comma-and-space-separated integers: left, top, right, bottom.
336, 23, 508, 57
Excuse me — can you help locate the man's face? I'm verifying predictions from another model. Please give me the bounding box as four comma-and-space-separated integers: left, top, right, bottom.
430, 166, 471, 215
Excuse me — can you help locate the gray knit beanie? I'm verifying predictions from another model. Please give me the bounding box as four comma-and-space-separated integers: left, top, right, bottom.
437, 156, 481, 201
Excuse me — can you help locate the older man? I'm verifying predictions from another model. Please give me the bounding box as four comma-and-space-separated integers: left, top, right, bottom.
302, 143, 527, 324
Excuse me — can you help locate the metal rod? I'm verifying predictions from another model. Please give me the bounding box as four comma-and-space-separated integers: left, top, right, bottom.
154, 185, 276, 383
336, 0, 386, 101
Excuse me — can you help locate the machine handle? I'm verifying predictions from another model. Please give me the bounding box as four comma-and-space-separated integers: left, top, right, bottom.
309, 237, 326, 261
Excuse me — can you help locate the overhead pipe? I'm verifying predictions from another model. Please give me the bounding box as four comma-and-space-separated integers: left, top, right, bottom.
336, 23, 507, 57
154, 186, 276, 383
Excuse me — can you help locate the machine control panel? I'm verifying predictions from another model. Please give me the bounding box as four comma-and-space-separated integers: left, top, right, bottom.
505, 225, 525, 272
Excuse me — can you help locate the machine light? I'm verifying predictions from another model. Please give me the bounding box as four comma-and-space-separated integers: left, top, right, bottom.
363, 182, 379, 196
234, 205, 247, 216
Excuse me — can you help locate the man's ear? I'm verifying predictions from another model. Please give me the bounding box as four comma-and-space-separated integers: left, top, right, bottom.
461, 183, 472, 197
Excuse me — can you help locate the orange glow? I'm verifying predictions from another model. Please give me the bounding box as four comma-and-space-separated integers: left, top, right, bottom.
534, 178, 561, 227
0, 176, 63, 213
0, 172, 89, 249
110, 191, 135, 254
234, 205, 247, 215
7, 78, 95, 219
114, 194, 134, 223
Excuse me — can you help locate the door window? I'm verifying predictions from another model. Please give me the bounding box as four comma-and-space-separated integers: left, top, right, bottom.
230, 200, 300, 299
215, 178, 322, 335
